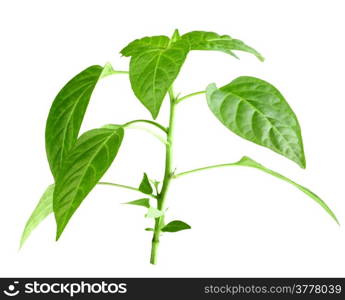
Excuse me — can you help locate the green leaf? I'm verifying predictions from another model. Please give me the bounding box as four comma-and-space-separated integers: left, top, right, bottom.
206, 77, 306, 168
161, 220, 191, 232
124, 198, 150, 208
170, 29, 181, 43
121, 36, 189, 119
45, 64, 114, 179
230, 156, 339, 224
20, 185, 54, 248
181, 31, 264, 61
121, 36, 170, 57
139, 173, 153, 195
145, 228, 154, 231
100, 62, 117, 79
53, 127, 124, 240
145, 207, 164, 218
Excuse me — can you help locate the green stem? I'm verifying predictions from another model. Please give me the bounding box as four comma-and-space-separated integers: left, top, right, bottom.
124, 125, 167, 145
98, 181, 157, 198
150, 87, 176, 265
123, 119, 168, 134
112, 70, 129, 74
176, 90, 205, 104
173, 163, 239, 178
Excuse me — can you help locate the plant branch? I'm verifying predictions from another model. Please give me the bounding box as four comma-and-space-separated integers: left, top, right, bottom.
172, 158, 339, 225
112, 70, 129, 74
173, 163, 238, 178
123, 125, 167, 145
123, 119, 168, 134
98, 181, 157, 198
175, 90, 206, 104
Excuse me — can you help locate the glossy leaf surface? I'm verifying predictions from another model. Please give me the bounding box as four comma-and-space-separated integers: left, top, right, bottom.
121, 36, 189, 118
54, 127, 124, 239
45, 65, 111, 179
181, 31, 264, 61
206, 77, 306, 168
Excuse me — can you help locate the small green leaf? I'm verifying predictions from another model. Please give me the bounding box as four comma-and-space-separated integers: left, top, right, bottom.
124, 198, 150, 208
45, 64, 115, 179
181, 31, 264, 61
232, 156, 338, 224
161, 220, 191, 232
139, 173, 153, 195
150, 179, 160, 194
20, 185, 54, 248
54, 127, 124, 240
100, 62, 117, 78
170, 29, 181, 43
145, 228, 154, 231
145, 207, 164, 218
121, 36, 189, 118
206, 77, 306, 168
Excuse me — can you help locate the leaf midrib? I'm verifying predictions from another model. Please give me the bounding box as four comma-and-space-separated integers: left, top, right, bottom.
58, 130, 120, 231
57, 84, 95, 173
151, 51, 163, 114
222, 89, 303, 164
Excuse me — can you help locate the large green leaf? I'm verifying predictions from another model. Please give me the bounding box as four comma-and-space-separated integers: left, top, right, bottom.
181, 31, 264, 61
20, 184, 54, 248
206, 77, 306, 168
121, 36, 189, 119
45, 64, 112, 179
232, 156, 338, 224
53, 127, 124, 240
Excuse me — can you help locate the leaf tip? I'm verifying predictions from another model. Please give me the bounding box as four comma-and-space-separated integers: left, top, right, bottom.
298, 157, 307, 169
19, 231, 26, 250
258, 55, 265, 62
329, 211, 340, 226
171, 29, 181, 43
18, 240, 24, 251
55, 232, 61, 241
150, 110, 159, 120
55, 224, 65, 241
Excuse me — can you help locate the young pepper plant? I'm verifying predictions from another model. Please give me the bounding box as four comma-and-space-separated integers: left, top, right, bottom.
20, 30, 339, 265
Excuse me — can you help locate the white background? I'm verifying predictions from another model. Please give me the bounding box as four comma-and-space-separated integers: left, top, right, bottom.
1, 0, 345, 277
